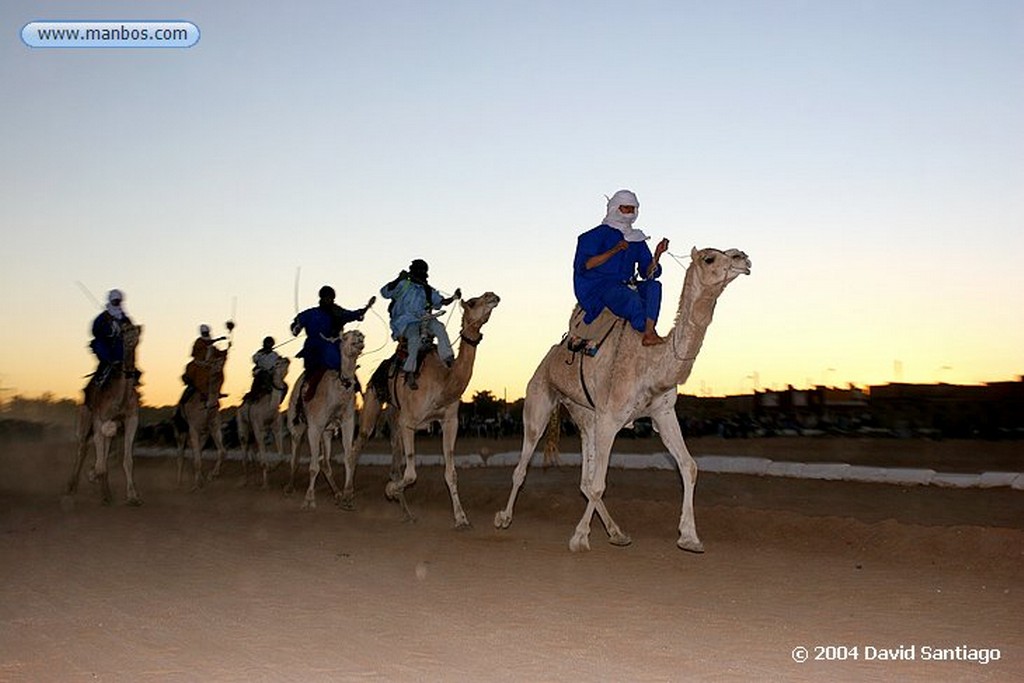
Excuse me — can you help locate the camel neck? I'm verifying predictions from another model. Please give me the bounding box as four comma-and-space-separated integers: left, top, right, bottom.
665, 264, 723, 388
443, 324, 481, 399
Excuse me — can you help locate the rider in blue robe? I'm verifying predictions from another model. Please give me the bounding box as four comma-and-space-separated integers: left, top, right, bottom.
291, 285, 372, 401
572, 190, 669, 346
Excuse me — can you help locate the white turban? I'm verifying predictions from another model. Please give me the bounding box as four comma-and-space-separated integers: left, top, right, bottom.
106, 289, 125, 320
602, 190, 648, 242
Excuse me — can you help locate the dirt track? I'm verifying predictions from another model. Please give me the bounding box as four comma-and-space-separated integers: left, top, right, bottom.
1, 437, 1021, 681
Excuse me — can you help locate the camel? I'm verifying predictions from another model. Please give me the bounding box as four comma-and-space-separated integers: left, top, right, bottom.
174, 347, 229, 489
237, 356, 291, 489
353, 292, 501, 527
494, 247, 751, 552
285, 329, 364, 509
66, 322, 143, 506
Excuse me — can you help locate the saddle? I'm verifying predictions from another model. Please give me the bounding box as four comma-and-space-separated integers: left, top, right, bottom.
243, 370, 286, 404
84, 362, 140, 407
299, 367, 360, 404
564, 305, 624, 357
369, 339, 435, 404
83, 363, 116, 406
391, 337, 436, 374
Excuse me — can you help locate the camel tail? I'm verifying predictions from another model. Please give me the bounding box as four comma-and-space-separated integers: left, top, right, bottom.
542, 404, 562, 465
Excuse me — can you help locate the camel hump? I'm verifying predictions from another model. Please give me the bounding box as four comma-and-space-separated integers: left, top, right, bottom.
566, 305, 623, 354
369, 358, 394, 403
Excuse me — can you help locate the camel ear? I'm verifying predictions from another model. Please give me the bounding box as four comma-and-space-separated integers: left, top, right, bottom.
690, 246, 699, 259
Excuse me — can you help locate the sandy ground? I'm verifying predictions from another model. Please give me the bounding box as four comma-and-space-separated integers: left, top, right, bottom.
1, 435, 1021, 682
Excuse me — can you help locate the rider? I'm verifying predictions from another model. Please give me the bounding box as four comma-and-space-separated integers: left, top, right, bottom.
181, 324, 227, 405
573, 189, 669, 346
291, 285, 373, 401
89, 288, 134, 388
380, 259, 460, 389
248, 336, 281, 397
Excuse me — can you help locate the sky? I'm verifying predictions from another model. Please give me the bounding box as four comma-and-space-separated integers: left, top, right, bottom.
1, 0, 1022, 407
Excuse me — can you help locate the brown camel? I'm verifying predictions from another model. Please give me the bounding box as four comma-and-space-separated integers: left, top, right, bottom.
494, 248, 751, 552
174, 347, 228, 489
285, 329, 364, 509
237, 356, 291, 489
66, 322, 143, 506
353, 292, 500, 527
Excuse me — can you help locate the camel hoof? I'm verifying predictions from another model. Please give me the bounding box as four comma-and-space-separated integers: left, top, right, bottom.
302, 498, 316, 510
454, 519, 472, 531
569, 535, 590, 553
385, 481, 400, 500
283, 484, 294, 496
126, 497, 143, 507
608, 533, 632, 547
494, 511, 512, 529
677, 538, 705, 554
337, 495, 356, 512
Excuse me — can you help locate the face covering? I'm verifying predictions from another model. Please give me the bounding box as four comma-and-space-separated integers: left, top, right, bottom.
602, 189, 649, 242
106, 289, 126, 320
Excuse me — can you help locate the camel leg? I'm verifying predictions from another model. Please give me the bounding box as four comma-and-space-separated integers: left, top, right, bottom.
346, 387, 382, 506
338, 411, 358, 511
441, 406, 470, 529
254, 421, 270, 491
319, 428, 344, 501
302, 424, 324, 509
122, 411, 141, 506
66, 410, 92, 496
567, 407, 630, 547
385, 424, 418, 522
494, 380, 556, 529
237, 407, 252, 487
209, 412, 225, 479
651, 408, 704, 553
271, 413, 284, 479
175, 432, 187, 488
189, 425, 205, 491
285, 422, 304, 495
238, 430, 250, 486
570, 420, 620, 552
92, 427, 113, 505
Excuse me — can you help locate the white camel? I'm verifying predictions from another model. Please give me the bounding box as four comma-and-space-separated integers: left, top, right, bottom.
174, 347, 228, 490
237, 356, 291, 489
66, 322, 143, 506
353, 292, 500, 527
495, 247, 751, 552
285, 329, 364, 509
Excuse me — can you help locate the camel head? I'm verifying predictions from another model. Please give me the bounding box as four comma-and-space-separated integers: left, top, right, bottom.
122, 322, 142, 370
271, 356, 291, 387
460, 292, 501, 334
689, 247, 752, 290
341, 329, 365, 360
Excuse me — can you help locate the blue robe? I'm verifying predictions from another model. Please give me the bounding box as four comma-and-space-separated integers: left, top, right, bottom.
291, 304, 362, 371
90, 311, 130, 364
573, 224, 662, 332
380, 278, 445, 341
